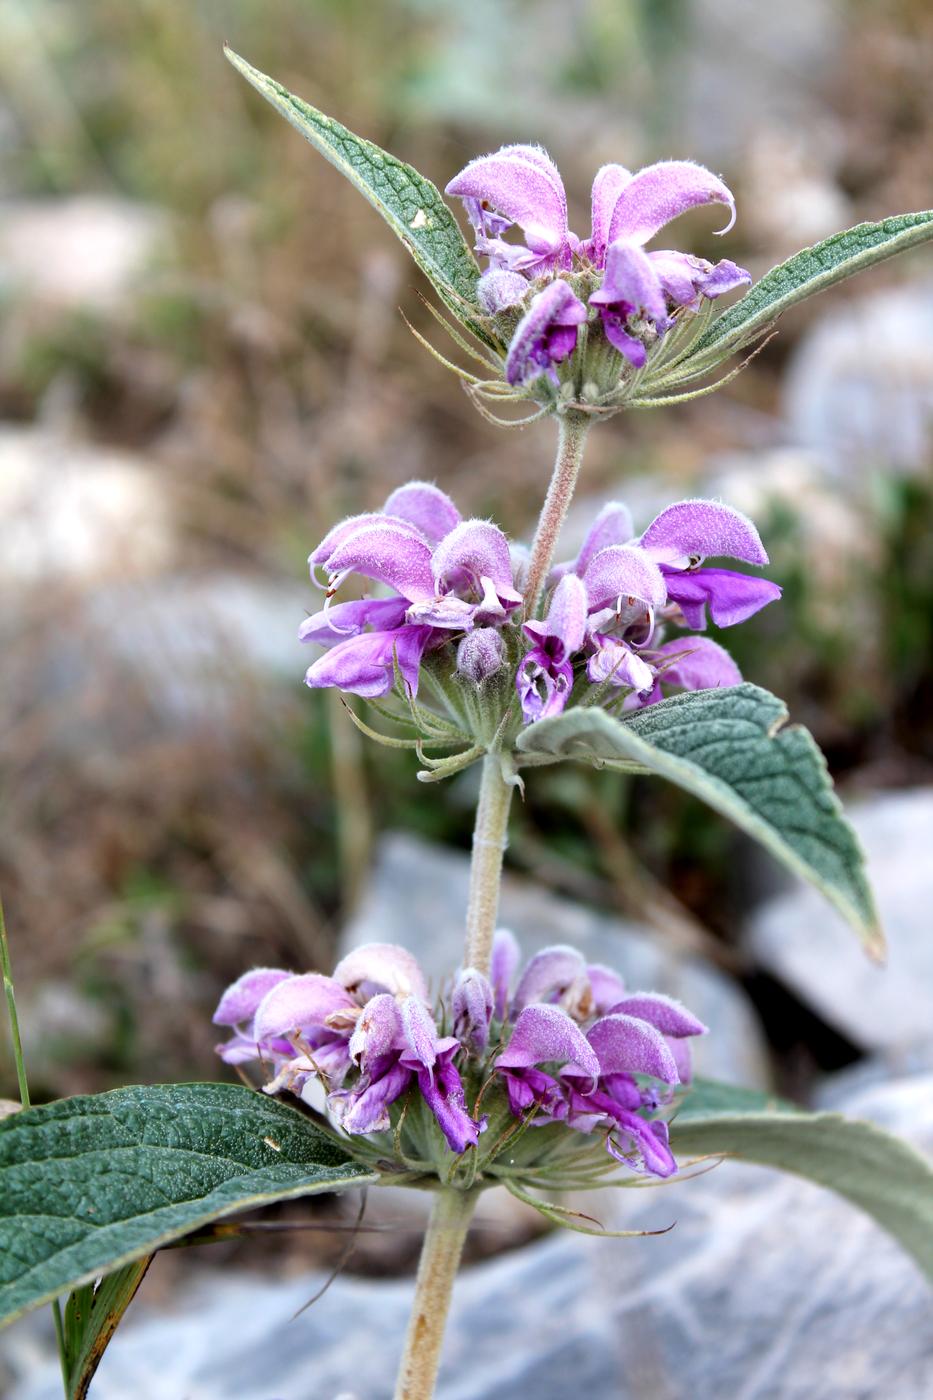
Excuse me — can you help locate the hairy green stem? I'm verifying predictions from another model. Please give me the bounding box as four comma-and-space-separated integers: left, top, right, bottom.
394, 406, 594, 1398
1, 891, 69, 1389
523, 408, 592, 616
464, 754, 513, 975
0, 893, 29, 1110
393, 1189, 478, 1400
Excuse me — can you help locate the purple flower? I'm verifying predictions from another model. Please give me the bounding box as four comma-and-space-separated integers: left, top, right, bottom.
565, 999, 707, 1176
589, 163, 749, 361
445, 144, 572, 276
587, 159, 737, 263
581, 543, 668, 641
304, 624, 436, 699
511, 944, 592, 1019
446, 146, 750, 379
496, 1003, 600, 1116
586, 635, 656, 696
517, 573, 587, 722
491, 941, 708, 1177
428, 519, 523, 621
476, 268, 530, 314
638, 635, 742, 708
215, 942, 483, 1155
456, 627, 506, 684
414, 1040, 484, 1155
589, 241, 670, 366
333, 942, 428, 1001
393, 996, 484, 1153
517, 496, 772, 720
504, 281, 588, 387
650, 251, 752, 309
382, 481, 463, 544
300, 484, 522, 700
212, 967, 291, 1065
215, 935, 709, 1180
447, 149, 737, 278
639, 499, 782, 630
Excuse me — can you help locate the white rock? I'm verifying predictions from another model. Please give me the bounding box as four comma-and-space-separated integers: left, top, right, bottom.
0, 197, 168, 311
783, 281, 933, 475
747, 788, 933, 1052
742, 129, 851, 252
0, 425, 174, 586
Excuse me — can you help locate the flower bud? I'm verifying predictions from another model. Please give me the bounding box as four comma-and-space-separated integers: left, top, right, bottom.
452, 968, 494, 1054
456, 627, 505, 685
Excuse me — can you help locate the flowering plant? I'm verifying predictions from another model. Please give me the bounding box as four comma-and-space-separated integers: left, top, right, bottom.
214, 935, 706, 1183
2, 45, 933, 1400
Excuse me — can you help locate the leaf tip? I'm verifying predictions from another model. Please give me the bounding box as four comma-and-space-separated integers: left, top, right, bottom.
865, 923, 887, 965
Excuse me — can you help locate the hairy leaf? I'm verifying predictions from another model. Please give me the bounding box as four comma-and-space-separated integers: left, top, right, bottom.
671, 1078, 933, 1282
0, 1083, 377, 1328
678, 210, 933, 376
223, 47, 493, 343
515, 684, 881, 956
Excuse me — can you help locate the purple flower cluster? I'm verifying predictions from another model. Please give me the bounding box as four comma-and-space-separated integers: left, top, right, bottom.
518, 494, 781, 721
301, 481, 520, 700
444, 146, 751, 384
214, 934, 707, 1178
299, 480, 780, 722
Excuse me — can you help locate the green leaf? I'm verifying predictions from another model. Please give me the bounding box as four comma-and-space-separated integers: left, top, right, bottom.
671, 1078, 933, 1282
515, 684, 881, 956
223, 47, 492, 342
0, 1082, 377, 1329
62, 1257, 152, 1399
679, 210, 933, 374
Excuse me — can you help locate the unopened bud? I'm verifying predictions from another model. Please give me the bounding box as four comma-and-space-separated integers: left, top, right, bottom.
452, 968, 494, 1054
456, 628, 505, 685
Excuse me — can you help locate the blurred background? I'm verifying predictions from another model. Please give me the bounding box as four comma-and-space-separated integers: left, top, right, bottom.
1, 0, 933, 1314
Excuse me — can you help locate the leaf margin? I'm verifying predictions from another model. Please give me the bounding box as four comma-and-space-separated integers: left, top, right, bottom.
514, 684, 882, 958
670, 1077, 933, 1283
675, 209, 933, 377
223, 46, 498, 348
0, 1082, 378, 1330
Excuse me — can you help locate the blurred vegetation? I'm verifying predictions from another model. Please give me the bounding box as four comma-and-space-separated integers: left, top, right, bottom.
1, 0, 932, 1101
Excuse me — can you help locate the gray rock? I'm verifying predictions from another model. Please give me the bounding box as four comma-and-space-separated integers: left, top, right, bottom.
79, 572, 311, 726
679, 0, 843, 165
814, 1040, 933, 1110
7, 1073, 932, 1400
747, 788, 933, 1053
343, 832, 770, 1089
410, 0, 840, 169
0, 422, 310, 731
